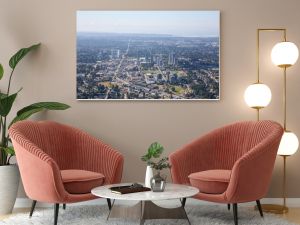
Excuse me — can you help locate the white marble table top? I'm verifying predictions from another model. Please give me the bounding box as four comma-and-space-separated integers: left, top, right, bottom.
91, 183, 199, 201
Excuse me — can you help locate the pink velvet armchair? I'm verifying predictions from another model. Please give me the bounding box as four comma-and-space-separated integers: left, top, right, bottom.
9, 120, 124, 225
169, 120, 283, 225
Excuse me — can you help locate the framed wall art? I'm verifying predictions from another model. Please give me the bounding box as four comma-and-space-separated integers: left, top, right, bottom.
77, 11, 220, 100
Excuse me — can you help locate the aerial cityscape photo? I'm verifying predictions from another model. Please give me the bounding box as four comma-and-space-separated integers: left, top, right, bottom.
77, 11, 220, 100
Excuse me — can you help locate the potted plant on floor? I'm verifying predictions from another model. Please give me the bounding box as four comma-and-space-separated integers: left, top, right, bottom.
141, 142, 171, 191
0, 43, 70, 215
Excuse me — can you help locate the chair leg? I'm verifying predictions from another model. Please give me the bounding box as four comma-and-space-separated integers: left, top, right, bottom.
227, 204, 230, 210
54, 204, 59, 225
63, 204, 66, 210
233, 203, 238, 225
256, 200, 264, 217
107, 198, 112, 210
29, 200, 37, 217
181, 198, 187, 208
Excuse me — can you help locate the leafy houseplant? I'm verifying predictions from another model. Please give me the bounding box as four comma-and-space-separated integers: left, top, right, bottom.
0, 43, 70, 166
141, 142, 171, 171
0, 43, 70, 215
141, 142, 171, 191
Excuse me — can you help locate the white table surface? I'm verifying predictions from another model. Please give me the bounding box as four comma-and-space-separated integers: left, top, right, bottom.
91, 183, 199, 201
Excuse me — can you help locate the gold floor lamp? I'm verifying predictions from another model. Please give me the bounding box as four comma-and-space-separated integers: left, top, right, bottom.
244, 28, 299, 214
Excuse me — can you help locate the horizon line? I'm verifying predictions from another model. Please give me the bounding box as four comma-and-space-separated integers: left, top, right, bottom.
77, 31, 219, 38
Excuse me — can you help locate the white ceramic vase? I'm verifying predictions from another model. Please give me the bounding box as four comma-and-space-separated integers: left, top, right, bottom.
145, 165, 153, 188
0, 165, 20, 215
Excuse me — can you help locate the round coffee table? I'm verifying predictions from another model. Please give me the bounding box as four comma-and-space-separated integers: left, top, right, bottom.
92, 183, 199, 225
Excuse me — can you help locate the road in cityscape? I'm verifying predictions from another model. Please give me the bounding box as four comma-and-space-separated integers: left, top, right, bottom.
77, 33, 219, 100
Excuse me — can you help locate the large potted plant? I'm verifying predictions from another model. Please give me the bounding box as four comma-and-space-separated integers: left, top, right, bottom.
0, 43, 70, 215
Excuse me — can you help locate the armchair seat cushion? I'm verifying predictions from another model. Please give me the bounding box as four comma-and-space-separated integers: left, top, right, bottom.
61, 170, 105, 194
188, 170, 231, 194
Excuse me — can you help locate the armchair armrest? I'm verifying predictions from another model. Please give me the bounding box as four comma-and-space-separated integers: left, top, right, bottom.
10, 139, 67, 203
225, 131, 283, 203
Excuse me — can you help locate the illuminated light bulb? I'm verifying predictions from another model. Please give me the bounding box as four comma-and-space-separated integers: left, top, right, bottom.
277, 131, 299, 156
244, 83, 272, 108
271, 42, 299, 67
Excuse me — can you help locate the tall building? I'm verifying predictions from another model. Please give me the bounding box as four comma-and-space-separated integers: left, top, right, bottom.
168, 52, 176, 65
111, 49, 120, 59
155, 54, 163, 67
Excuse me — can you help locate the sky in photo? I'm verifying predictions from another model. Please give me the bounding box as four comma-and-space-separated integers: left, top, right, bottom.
77, 11, 220, 37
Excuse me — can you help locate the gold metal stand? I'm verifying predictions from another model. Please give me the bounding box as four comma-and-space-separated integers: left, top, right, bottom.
256, 155, 289, 214
252, 29, 286, 120
254, 28, 289, 214
258, 204, 288, 214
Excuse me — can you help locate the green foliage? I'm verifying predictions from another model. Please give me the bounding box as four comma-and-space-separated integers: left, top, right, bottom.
0, 64, 3, 80
0, 43, 70, 166
141, 142, 164, 162
0, 93, 18, 116
148, 157, 171, 171
141, 142, 171, 171
9, 43, 41, 69
2, 147, 15, 156
9, 102, 70, 128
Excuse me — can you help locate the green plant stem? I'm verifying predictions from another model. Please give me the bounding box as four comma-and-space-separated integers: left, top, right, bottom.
0, 116, 3, 165
7, 68, 15, 95
0, 149, 2, 166
1, 68, 15, 165
0, 116, 2, 134
1, 117, 7, 165
7, 155, 12, 165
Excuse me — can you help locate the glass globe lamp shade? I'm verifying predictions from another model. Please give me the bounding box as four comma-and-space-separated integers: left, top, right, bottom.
271, 42, 299, 67
244, 83, 272, 108
277, 131, 299, 156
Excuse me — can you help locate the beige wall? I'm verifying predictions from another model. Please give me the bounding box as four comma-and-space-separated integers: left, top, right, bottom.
1, 0, 300, 198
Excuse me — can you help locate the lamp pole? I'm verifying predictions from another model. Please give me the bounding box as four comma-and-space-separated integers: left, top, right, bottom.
283, 155, 287, 207
254, 29, 286, 121
254, 28, 290, 214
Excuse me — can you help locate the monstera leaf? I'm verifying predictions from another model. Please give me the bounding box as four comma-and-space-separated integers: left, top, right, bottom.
141, 142, 164, 161
9, 43, 41, 69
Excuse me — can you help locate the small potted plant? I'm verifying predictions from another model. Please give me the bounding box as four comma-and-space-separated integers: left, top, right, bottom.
141, 142, 171, 192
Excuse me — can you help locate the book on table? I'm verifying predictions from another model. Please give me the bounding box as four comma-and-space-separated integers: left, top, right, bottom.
110, 183, 151, 194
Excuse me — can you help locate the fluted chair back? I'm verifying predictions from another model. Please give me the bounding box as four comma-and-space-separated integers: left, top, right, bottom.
9, 120, 124, 203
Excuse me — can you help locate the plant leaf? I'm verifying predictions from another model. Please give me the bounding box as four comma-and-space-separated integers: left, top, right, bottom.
148, 142, 164, 158
10, 108, 44, 126
0, 64, 3, 80
141, 154, 151, 162
17, 102, 70, 116
9, 102, 70, 128
2, 146, 15, 156
0, 92, 18, 116
9, 43, 41, 69
0, 93, 8, 99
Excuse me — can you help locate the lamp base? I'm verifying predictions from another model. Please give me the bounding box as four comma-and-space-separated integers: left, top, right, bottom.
254, 204, 288, 214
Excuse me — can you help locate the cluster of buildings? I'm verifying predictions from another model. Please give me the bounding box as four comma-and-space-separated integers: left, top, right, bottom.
77, 34, 219, 100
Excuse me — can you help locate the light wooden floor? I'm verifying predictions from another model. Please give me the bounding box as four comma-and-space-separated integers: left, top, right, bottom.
1, 207, 300, 224
280, 208, 300, 224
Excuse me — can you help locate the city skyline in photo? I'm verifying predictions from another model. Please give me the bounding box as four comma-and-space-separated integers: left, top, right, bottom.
77, 11, 220, 38
77, 11, 220, 100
